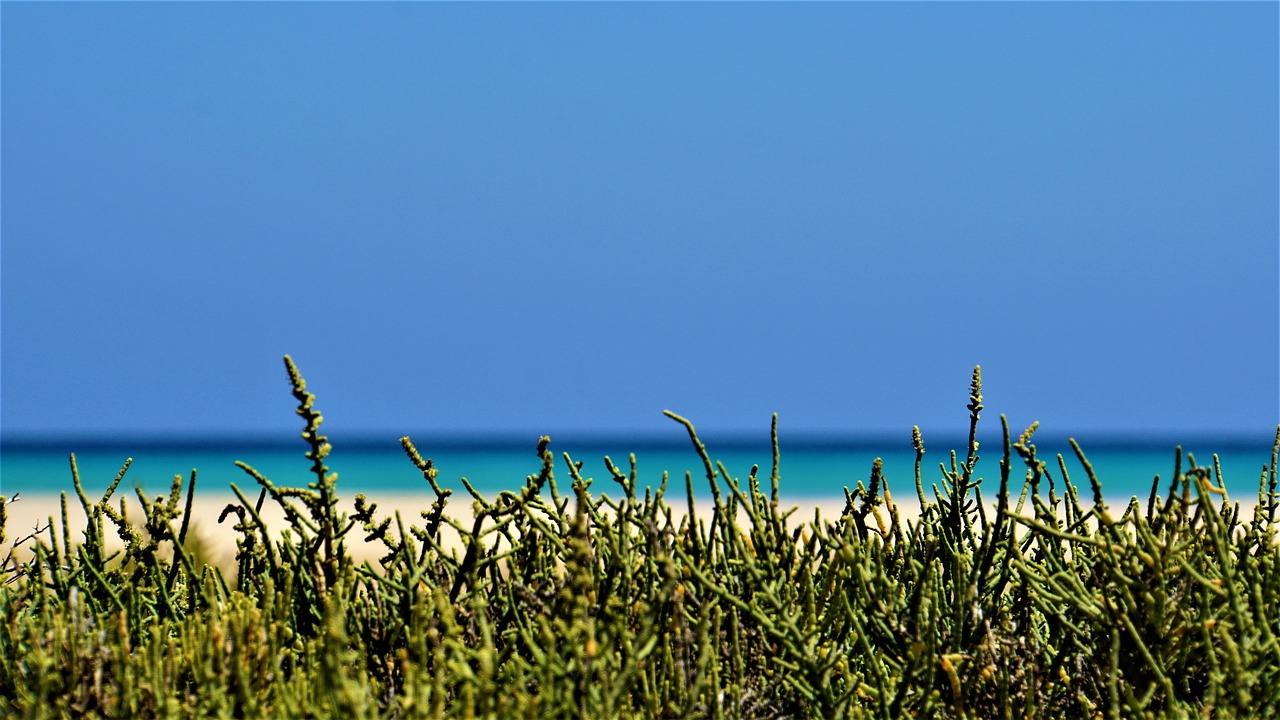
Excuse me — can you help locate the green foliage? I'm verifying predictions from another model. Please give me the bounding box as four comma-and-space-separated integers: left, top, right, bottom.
2, 358, 1279, 718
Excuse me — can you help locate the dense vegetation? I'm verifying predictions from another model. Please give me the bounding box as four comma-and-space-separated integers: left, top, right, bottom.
2, 357, 1279, 718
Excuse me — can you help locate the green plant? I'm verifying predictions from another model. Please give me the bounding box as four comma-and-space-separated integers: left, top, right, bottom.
2, 357, 1277, 719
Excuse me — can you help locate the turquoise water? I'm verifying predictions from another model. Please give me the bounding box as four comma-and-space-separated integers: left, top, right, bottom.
3, 435, 1276, 506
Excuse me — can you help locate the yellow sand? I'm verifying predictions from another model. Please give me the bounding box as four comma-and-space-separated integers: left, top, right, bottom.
2, 491, 862, 568
3, 489, 1256, 570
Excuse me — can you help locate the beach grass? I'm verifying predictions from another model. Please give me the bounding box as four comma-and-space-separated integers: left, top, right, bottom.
2, 357, 1279, 719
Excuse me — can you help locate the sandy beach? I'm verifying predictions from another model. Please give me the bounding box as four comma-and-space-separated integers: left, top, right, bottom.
1, 489, 865, 569
4, 485, 1257, 571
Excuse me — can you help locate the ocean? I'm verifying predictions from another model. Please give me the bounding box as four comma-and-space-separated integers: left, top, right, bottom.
3, 432, 1276, 507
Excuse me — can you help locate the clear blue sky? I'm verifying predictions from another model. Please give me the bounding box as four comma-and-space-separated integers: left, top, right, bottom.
2, 3, 1277, 442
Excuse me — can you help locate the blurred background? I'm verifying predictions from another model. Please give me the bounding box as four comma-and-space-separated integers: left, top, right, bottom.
3, 3, 1276, 499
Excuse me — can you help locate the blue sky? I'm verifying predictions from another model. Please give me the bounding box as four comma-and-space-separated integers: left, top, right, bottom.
2, 3, 1277, 443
